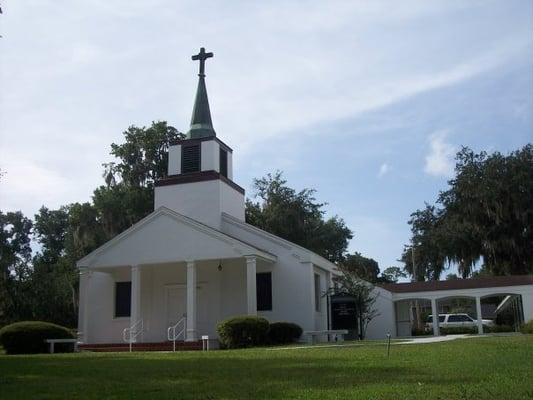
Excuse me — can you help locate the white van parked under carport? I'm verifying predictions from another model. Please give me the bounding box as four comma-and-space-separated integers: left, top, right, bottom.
425, 313, 494, 331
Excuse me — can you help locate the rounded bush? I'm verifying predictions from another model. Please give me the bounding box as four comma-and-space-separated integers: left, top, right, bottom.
0, 321, 75, 354
268, 322, 303, 344
217, 316, 269, 349
486, 324, 514, 333
440, 326, 477, 335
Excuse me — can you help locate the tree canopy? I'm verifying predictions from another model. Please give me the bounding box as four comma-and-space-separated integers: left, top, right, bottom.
245, 171, 353, 264
402, 145, 533, 280
340, 252, 380, 283
0, 122, 371, 326
0, 122, 183, 326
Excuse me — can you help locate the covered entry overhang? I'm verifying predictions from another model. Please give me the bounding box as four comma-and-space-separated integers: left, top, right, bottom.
381, 276, 533, 337
77, 207, 276, 344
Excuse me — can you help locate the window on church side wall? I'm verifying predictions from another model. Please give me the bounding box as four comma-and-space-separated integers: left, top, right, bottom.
219, 148, 228, 178
115, 281, 131, 318
256, 272, 272, 311
182, 144, 201, 173
314, 273, 321, 312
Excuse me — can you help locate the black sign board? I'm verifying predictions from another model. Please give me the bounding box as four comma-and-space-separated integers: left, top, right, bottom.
331, 296, 358, 330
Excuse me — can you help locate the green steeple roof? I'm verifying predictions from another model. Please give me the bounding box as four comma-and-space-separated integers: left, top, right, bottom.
187, 48, 216, 139
187, 75, 216, 138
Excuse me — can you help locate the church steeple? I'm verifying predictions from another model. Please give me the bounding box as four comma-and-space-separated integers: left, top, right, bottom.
187, 47, 216, 139
155, 47, 245, 227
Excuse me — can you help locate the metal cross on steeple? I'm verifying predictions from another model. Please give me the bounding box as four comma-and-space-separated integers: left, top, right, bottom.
192, 47, 213, 77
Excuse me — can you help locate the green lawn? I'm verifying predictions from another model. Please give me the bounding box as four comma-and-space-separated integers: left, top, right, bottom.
0, 336, 532, 399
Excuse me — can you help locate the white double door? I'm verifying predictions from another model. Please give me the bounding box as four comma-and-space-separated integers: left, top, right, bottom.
165, 284, 208, 336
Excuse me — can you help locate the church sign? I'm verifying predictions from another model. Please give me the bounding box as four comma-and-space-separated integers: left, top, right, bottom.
330, 295, 358, 331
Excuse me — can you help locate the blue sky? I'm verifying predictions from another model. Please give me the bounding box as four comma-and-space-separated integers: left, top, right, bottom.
1, 1, 532, 273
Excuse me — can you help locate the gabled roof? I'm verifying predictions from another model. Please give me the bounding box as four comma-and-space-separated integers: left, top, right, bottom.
380, 275, 533, 293
221, 212, 339, 273
77, 207, 276, 268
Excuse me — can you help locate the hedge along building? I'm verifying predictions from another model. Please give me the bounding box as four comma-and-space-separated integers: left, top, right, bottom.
77, 48, 360, 346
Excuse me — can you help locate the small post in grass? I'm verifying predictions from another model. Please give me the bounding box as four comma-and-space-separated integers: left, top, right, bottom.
386, 333, 391, 358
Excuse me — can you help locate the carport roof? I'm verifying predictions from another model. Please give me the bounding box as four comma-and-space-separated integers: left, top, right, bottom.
380, 275, 533, 293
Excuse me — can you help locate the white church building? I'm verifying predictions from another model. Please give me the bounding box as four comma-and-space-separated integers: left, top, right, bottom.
77, 49, 533, 349
77, 48, 353, 347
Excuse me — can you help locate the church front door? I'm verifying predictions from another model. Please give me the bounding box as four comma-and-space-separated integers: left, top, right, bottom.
166, 286, 187, 330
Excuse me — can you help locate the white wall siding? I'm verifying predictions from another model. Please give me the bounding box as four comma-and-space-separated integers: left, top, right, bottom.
154, 180, 245, 229
83, 268, 130, 344
201, 140, 219, 172
168, 145, 181, 175
154, 181, 223, 229
219, 182, 245, 221
365, 287, 395, 339
221, 220, 320, 332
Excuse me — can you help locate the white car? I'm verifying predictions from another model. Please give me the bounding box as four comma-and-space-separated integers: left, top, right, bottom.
426, 313, 494, 330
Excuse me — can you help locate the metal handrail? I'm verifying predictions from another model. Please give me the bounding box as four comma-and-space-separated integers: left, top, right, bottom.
167, 317, 187, 352
123, 319, 144, 352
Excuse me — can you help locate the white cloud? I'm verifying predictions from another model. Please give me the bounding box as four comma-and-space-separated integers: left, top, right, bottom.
0, 0, 531, 217
378, 163, 390, 178
424, 130, 456, 178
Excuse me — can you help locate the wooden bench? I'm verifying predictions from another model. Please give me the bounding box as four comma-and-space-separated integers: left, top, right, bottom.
45, 339, 79, 354
302, 329, 349, 344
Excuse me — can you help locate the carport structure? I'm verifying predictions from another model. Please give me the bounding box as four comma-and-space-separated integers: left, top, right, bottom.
381, 275, 533, 337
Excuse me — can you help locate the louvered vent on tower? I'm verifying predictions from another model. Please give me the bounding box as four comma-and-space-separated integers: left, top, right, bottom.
219, 148, 228, 178
181, 144, 200, 173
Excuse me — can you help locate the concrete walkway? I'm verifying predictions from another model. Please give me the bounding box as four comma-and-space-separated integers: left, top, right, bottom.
268, 334, 473, 351
399, 334, 470, 345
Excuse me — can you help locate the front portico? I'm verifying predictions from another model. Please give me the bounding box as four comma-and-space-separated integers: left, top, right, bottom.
77, 207, 276, 345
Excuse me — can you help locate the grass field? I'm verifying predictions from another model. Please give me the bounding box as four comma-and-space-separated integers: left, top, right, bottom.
0, 336, 532, 399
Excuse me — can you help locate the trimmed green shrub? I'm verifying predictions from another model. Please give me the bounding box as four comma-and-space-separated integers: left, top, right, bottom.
0, 321, 75, 354
268, 322, 302, 344
440, 326, 477, 335
520, 320, 533, 334
217, 316, 269, 349
412, 327, 432, 336
486, 324, 514, 333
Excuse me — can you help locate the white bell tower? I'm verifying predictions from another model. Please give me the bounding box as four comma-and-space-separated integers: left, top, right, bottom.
154, 48, 245, 229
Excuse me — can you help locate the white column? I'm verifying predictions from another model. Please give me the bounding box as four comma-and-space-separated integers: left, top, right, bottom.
326, 271, 332, 330
475, 296, 484, 335
186, 261, 198, 341
245, 256, 257, 315
81, 269, 92, 343
431, 298, 440, 336
131, 265, 142, 341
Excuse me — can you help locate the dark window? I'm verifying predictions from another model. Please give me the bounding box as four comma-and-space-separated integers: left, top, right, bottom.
219, 148, 228, 178
314, 273, 321, 312
448, 315, 462, 322
428, 315, 445, 323
439, 315, 445, 322
256, 273, 272, 311
115, 282, 131, 317
181, 144, 200, 173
